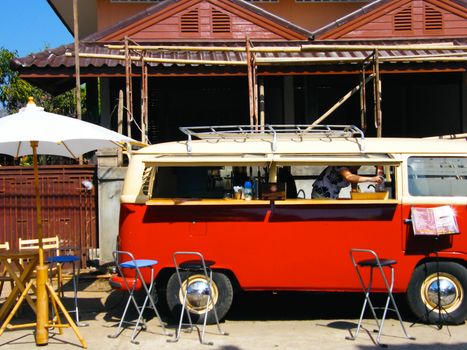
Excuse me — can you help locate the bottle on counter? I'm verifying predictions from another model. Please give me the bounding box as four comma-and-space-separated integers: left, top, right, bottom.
244, 181, 253, 200
375, 166, 386, 192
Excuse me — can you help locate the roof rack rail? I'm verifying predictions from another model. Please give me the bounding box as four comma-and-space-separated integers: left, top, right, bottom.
179, 124, 365, 152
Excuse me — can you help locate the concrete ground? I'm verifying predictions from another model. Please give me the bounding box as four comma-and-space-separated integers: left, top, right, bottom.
0, 281, 466, 350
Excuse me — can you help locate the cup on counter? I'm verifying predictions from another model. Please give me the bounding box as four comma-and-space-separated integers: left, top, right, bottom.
233, 186, 243, 199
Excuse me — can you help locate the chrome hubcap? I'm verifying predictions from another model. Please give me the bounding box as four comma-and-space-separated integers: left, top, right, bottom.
179, 274, 218, 314
422, 273, 463, 313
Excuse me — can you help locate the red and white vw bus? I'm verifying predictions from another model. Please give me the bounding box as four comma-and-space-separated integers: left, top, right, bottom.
118, 125, 467, 324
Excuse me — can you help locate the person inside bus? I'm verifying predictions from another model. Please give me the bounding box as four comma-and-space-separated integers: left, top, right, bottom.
311, 166, 383, 199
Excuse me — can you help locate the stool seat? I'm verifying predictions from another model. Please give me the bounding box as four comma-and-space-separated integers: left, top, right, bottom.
47, 255, 80, 264
120, 259, 158, 269
358, 258, 396, 267
179, 259, 215, 270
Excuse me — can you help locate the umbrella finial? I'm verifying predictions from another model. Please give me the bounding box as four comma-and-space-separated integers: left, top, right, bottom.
22, 97, 41, 112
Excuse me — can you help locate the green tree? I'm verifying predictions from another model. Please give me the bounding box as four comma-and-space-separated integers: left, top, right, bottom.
0, 47, 86, 165
0, 47, 85, 116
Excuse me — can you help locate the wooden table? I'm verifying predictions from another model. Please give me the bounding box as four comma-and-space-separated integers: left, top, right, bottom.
0, 251, 39, 323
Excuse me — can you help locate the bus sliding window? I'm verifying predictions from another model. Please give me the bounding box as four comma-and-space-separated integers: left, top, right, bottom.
287, 165, 394, 200
152, 166, 225, 199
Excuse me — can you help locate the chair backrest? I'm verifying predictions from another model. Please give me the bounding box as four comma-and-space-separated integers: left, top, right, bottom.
111, 250, 140, 291
0, 242, 9, 251
19, 236, 60, 256
0, 242, 10, 264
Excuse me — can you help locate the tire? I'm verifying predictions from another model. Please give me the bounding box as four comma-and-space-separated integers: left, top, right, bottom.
166, 271, 233, 324
407, 261, 467, 324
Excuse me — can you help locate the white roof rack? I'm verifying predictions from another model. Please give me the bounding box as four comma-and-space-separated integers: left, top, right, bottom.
179, 124, 365, 152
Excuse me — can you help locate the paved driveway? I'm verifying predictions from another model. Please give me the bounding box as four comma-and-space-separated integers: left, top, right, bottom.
0, 290, 465, 350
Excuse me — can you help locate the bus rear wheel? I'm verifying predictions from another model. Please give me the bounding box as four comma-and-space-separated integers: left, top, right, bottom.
407, 261, 467, 324
166, 271, 233, 325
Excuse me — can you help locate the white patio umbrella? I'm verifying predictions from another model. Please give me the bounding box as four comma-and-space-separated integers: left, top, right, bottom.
0, 97, 139, 348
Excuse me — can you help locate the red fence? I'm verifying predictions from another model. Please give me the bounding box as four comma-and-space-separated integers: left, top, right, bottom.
0, 165, 97, 267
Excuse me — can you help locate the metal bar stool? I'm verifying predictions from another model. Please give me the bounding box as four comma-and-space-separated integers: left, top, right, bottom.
108, 250, 169, 344
168, 251, 228, 345
47, 254, 88, 327
347, 249, 415, 347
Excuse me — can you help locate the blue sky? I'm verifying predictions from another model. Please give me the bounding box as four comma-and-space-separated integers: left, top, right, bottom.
0, 0, 73, 57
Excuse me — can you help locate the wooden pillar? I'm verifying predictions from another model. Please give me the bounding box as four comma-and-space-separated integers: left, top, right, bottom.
73, 0, 81, 121
360, 66, 367, 131
73, 0, 83, 165
259, 77, 265, 130
125, 37, 133, 139
141, 57, 148, 144
117, 90, 124, 166
246, 38, 258, 128
373, 49, 382, 137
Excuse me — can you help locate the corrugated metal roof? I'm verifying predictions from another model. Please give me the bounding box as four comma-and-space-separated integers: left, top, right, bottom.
12, 38, 466, 71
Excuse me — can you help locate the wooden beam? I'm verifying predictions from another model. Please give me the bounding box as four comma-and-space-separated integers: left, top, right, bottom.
68, 52, 466, 65
105, 43, 467, 53
125, 37, 133, 139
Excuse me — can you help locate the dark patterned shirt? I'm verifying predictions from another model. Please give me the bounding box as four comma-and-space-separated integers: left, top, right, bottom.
312, 166, 349, 199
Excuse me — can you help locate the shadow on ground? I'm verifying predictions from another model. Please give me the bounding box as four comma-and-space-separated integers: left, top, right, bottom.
227, 291, 414, 322
99, 288, 417, 325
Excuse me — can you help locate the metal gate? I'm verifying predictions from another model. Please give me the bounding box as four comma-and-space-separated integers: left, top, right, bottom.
0, 165, 97, 267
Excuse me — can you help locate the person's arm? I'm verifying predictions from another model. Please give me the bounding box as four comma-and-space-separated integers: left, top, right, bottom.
339, 168, 383, 184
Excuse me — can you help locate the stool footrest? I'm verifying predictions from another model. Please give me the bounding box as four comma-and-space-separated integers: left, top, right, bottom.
170, 252, 228, 345
348, 249, 414, 347
108, 250, 169, 344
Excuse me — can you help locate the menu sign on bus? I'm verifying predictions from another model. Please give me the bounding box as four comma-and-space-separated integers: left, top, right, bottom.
411, 206, 460, 236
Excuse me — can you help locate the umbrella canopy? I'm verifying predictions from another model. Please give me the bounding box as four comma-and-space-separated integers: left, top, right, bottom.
0, 98, 139, 346
0, 97, 139, 267
0, 98, 135, 158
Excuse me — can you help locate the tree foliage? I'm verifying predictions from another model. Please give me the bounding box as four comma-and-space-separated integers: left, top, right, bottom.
0, 47, 85, 116
0, 47, 86, 165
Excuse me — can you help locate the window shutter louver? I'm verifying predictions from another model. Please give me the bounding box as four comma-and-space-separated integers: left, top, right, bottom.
424, 5, 443, 31
180, 8, 199, 33
394, 6, 413, 32
212, 9, 231, 33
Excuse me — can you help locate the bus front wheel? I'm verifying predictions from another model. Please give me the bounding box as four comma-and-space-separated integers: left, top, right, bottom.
166, 271, 233, 324
407, 261, 467, 324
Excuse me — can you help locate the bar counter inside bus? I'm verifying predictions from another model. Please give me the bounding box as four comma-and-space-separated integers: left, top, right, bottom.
145, 198, 399, 205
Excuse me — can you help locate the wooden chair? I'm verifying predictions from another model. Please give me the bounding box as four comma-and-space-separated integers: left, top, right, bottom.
19, 236, 64, 296
0, 242, 14, 298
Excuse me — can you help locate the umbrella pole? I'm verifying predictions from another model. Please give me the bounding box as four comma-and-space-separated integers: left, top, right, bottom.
31, 141, 49, 345
31, 141, 44, 267
30, 141, 87, 348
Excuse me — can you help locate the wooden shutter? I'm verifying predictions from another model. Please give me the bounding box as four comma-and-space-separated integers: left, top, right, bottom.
212, 9, 231, 33
394, 6, 413, 32
180, 8, 199, 33
424, 5, 443, 32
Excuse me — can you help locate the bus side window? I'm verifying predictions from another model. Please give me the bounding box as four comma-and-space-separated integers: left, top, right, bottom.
152, 166, 231, 199
152, 167, 177, 198
408, 157, 467, 197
